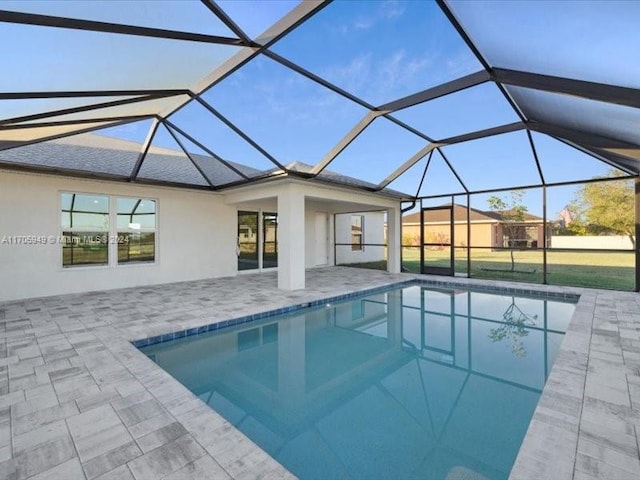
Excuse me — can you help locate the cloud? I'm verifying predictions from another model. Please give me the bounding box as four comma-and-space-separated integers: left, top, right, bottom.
322, 49, 435, 103
322, 53, 373, 95
379, 1, 406, 19
334, 0, 407, 34
444, 50, 482, 78
353, 17, 375, 30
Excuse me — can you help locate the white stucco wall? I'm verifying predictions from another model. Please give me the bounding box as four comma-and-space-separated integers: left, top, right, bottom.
0, 172, 401, 300
0, 170, 237, 302
304, 210, 333, 268
550, 235, 635, 250
335, 212, 386, 265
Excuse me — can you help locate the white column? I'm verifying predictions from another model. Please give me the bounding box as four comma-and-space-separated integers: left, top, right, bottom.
278, 316, 306, 403
387, 205, 401, 273
387, 289, 403, 348
278, 184, 306, 290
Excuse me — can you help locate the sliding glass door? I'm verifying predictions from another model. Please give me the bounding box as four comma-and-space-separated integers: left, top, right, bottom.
262, 213, 278, 269
238, 211, 278, 271
238, 211, 259, 271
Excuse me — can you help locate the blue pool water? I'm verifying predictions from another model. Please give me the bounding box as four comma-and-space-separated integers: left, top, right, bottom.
140, 283, 577, 480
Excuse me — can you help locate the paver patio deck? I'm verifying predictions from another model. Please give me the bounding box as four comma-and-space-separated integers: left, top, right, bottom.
0, 267, 638, 479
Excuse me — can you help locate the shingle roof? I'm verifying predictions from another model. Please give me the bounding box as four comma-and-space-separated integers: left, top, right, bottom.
0, 133, 263, 186
0, 134, 408, 197
403, 203, 542, 224
283, 162, 407, 198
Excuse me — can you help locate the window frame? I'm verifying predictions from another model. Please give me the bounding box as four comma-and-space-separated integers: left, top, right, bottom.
59, 191, 158, 269
60, 192, 110, 268
351, 215, 364, 251
237, 209, 278, 272
116, 196, 158, 266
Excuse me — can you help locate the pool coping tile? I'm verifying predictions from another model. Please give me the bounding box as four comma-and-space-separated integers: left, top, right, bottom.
0, 267, 636, 480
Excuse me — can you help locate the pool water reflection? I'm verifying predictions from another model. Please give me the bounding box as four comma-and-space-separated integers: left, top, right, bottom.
141, 284, 576, 480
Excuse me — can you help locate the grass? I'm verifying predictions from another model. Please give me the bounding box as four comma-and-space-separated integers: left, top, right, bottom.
342, 249, 635, 291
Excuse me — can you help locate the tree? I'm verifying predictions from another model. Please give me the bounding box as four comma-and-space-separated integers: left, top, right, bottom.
487, 190, 528, 272
570, 170, 635, 247
489, 298, 537, 358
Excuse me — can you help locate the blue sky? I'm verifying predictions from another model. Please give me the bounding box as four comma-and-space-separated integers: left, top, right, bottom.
2, 0, 629, 217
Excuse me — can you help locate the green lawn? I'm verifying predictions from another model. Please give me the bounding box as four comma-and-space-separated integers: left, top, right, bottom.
341, 248, 635, 290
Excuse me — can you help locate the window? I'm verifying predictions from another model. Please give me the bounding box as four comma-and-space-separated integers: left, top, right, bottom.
351, 215, 364, 251
237, 211, 278, 271
61, 193, 109, 267
262, 212, 278, 269
61, 193, 156, 267
117, 198, 156, 264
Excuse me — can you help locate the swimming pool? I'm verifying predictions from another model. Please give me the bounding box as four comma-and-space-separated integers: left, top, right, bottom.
140, 282, 577, 480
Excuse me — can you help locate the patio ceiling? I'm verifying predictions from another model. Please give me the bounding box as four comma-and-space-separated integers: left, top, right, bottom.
0, 0, 638, 196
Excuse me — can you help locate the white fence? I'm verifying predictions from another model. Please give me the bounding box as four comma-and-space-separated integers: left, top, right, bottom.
550, 235, 635, 250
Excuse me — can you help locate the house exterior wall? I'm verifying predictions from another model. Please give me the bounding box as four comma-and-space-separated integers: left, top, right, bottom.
0, 172, 401, 301
403, 221, 550, 249
335, 212, 385, 265
304, 210, 333, 268
0, 170, 237, 302
402, 222, 493, 247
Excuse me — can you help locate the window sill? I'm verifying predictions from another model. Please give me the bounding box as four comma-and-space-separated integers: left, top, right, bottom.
61, 261, 158, 271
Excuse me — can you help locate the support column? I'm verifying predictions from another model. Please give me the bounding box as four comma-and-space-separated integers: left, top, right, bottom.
387, 205, 401, 273
278, 184, 306, 290
635, 177, 640, 292
278, 316, 306, 403
387, 289, 403, 348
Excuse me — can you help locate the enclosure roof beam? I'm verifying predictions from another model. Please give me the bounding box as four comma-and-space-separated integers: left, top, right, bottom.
526, 130, 545, 185
159, 1, 332, 153
376, 121, 525, 191
493, 68, 640, 110
436, 122, 524, 145
163, 118, 251, 180
0, 94, 176, 126
199, 0, 252, 45
436, 0, 528, 124
414, 150, 434, 198
378, 70, 490, 112
193, 96, 286, 171
0, 117, 144, 152
262, 49, 433, 142
376, 143, 440, 190
583, 146, 640, 174
551, 135, 638, 175
437, 147, 469, 193
162, 120, 217, 189
0, 9, 244, 45
263, 49, 377, 112
531, 120, 640, 175
310, 111, 380, 175
129, 118, 159, 181
528, 121, 640, 151
0, 114, 153, 130
177, 0, 331, 102
0, 89, 191, 100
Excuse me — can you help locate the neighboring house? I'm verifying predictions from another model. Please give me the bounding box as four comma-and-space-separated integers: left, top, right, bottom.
403, 204, 545, 248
